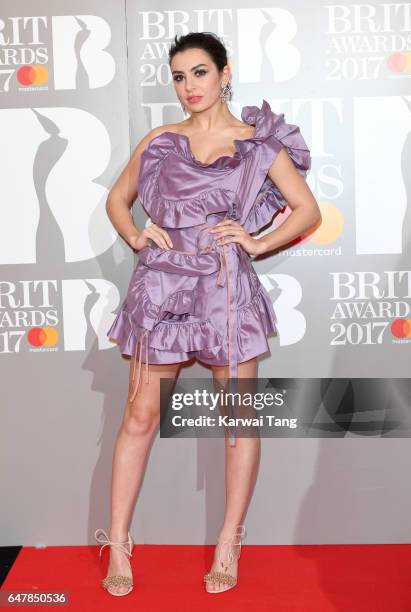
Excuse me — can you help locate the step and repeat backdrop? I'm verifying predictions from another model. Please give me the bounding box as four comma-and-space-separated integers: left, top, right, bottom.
1, 0, 410, 546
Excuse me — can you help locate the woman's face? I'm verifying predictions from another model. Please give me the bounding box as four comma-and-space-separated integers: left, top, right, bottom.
170, 47, 229, 113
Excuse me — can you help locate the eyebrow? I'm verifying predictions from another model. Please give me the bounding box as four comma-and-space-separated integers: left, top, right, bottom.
171, 63, 208, 75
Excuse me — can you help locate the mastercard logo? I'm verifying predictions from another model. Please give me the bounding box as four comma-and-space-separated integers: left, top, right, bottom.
387, 52, 411, 74
391, 319, 411, 339
310, 201, 344, 244
17, 65, 48, 86
291, 201, 344, 245
27, 327, 59, 347
276, 200, 344, 248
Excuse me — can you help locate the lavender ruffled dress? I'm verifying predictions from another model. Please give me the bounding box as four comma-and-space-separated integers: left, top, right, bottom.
107, 99, 311, 441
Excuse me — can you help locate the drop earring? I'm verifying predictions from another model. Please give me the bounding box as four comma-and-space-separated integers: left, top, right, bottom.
220, 80, 233, 103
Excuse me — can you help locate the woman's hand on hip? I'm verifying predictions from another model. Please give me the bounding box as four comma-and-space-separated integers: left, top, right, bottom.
129, 223, 173, 251
208, 219, 266, 258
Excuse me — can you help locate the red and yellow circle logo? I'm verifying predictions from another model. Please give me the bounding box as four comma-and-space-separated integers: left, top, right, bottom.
309, 201, 344, 244
27, 327, 59, 347
387, 52, 411, 74
17, 65, 48, 86
391, 319, 411, 338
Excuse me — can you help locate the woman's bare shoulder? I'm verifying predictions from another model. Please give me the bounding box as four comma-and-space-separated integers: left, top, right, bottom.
140, 122, 188, 146
128, 124, 175, 164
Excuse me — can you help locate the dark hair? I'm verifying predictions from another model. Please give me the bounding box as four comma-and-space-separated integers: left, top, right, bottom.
168, 31, 228, 73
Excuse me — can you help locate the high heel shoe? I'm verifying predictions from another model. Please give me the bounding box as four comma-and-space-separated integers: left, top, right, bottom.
94, 528, 134, 596
203, 524, 247, 593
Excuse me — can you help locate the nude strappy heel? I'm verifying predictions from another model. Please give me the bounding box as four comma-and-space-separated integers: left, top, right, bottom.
203, 524, 247, 593
94, 528, 134, 596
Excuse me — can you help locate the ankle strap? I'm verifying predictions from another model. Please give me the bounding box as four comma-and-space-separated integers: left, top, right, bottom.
218, 524, 247, 543
217, 524, 247, 566
94, 528, 133, 559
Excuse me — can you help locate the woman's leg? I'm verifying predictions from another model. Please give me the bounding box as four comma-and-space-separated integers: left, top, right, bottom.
206, 357, 260, 592
104, 358, 183, 594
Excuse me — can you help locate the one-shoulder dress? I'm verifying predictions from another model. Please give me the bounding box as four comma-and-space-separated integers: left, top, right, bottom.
107, 99, 311, 434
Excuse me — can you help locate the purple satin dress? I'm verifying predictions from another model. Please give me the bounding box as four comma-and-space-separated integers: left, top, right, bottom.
107, 99, 311, 445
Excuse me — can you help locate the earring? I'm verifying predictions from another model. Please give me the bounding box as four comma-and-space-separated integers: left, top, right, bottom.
220, 80, 233, 103
180, 102, 188, 115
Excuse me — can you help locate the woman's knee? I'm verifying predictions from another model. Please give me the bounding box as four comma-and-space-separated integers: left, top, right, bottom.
124, 360, 181, 436
123, 405, 160, 436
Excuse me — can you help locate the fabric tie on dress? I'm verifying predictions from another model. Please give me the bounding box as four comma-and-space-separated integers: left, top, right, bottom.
128, 327, 149, 403
196, 217, 242, 447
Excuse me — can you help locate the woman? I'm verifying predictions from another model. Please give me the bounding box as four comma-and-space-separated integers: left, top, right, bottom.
94, 31, 321, 597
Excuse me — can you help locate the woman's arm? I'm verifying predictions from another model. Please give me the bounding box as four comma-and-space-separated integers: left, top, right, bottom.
106, 126, 173, 250
255, 148, 322, 255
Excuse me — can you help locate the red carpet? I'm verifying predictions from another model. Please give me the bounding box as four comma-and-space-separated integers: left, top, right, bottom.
1, 543, 410, 611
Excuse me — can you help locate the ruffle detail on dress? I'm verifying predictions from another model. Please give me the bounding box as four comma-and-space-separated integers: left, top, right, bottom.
239, 99, 310, 168
125, 271, 196, 330
196, 285, 278, 362
140, 188, 237, 229
166, 98, 306, 170
144, 318, 221, 351
166, 98, 310, 171
137, 99, 310, 233
107, 304, 139, 355
137, 126, 240, 226
241, 100, 311, 232
138, 243, 222, 276
138, 98, 309, 171
108, 303, 222, 355
107, 271, 223, 355
245, 176, 287, 233
137, 97, 310, 181
238, 284, 278, 337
